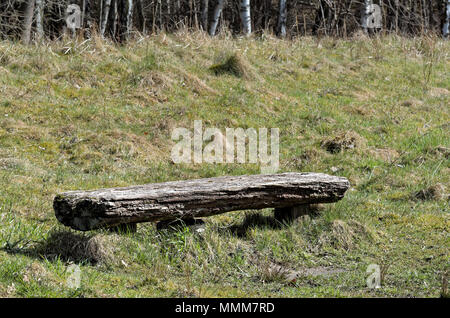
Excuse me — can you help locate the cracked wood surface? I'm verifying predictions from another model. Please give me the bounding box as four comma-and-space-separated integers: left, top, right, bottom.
54, 172, 350, 231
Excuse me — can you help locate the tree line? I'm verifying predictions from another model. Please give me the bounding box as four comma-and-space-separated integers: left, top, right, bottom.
1, 0, 449, 43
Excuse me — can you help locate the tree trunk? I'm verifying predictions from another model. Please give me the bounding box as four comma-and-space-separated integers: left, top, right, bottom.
113, 0, 119, 39
116, 0, 129, 41
54, 172, 350, 231
35, 0, 44, 41
201, 0, 209, 31
277, 0, 287, 37
240, 0, 251, 35
22, 0, 36, 44
209, 0, 225, 36
101, 0, 112, 37
444, 0, 450, 37
362, 0, 372, 33
136, 0, 146, 33
84, 0, 93, 38
81, 0, 86, 28
126, 0, 134, 38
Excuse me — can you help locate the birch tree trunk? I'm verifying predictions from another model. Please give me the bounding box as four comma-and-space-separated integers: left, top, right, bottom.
240, 0, 251, 35
81, 0, 86, 28
113, 0, 119, 38
209, 0, 225, 36
126, 0, 134, 37
362, 0, 372, 33
444, 0, 450, 38
277, 0, 287, 37
101, 0, 112, 37
35, 0, 44, 41
22, 0, 36, 44
201, 0, 209, 31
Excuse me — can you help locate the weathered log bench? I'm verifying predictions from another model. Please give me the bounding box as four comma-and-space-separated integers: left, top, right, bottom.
53, 172, 350, 231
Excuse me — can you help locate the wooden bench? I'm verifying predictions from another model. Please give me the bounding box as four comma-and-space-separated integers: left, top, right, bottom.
53, 172, 350, 231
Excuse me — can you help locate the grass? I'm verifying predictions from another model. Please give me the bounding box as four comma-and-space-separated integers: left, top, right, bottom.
0, 31, 448, 297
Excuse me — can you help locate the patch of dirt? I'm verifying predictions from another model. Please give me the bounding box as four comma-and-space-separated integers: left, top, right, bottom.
284, 267, 347, 284
0, 66, 10, 74
429, 87, 450, 98
179, 70, 218, 95
322, 131, 367, 154
258, 258, 346, 285
400, 99, 424, 108
140, 70, 174, 88
345, 105, 374, 116
351, 88, 376, 101
135, 70, 174, 102
414, 183, 447, 201
21, 262, 56, 286
0, 158, 29, 170
288, 148, 328, 169
368, 148, 400, 163
1, 118, 27, 131
51, 125, 76, 138
428, 146, 450, 159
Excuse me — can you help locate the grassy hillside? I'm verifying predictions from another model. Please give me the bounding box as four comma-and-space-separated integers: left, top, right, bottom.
0, 31, 448, 297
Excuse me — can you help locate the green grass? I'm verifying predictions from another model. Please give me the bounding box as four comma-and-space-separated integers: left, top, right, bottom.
0, 31, 448, 297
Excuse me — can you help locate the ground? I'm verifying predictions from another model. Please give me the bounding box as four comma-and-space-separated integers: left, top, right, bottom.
0, 31, 448, 297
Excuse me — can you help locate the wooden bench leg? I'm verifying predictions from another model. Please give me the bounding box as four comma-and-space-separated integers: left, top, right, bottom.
274, 204, 323, 223
108, 223, 137, 233
156, 218, 205, 231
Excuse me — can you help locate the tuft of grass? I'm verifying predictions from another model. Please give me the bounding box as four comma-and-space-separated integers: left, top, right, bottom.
318, 220, 376, 251
321, 131, 367, 154
210, 53, 253, 78
414, 183, 447, 201
35, 231, 118, 265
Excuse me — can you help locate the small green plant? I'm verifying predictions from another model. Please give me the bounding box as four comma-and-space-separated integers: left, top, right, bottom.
418, 36, 439, 90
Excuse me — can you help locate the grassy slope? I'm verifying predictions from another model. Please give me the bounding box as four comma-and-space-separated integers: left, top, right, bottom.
0, 32, 448, 297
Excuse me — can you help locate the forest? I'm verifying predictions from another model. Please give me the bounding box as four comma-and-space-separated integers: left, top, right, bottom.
1, 0, 450, 43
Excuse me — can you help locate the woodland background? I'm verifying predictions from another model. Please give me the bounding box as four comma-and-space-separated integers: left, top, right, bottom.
0, 0, 449, 43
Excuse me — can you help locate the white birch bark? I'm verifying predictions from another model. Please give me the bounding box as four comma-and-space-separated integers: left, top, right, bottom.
209, 0, 225, 36
444, 0, 450, 38
240, 0, 251, 35
277, 0, 287, 37
127, 0, 134, 37
112, 0, 118, 37
361, 0, 372, 33
35, 0, 44, 41
81, 0, 85, 27
101, 0, 112, 37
